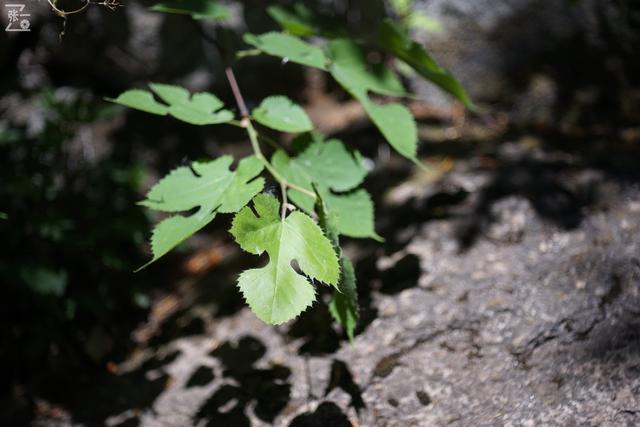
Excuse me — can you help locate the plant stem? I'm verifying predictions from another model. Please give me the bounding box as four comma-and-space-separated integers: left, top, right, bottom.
195, 24, 316, 217
225, 67, 249, 118
256, 132, 283, 151
222, 67, 317, 210
243, 119, 316, 199
228, 120, 281, 151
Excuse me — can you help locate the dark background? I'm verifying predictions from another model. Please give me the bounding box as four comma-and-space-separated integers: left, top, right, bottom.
1, 0, 639, 425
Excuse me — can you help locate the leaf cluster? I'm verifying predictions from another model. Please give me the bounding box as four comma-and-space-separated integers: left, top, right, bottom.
108, 0, 473, 337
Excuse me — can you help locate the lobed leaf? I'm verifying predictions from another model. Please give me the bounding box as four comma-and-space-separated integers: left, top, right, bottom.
230, 194, 340, 324
150, 0, 230, 20
252, 96, 313, 133
138, 156, 264, 270
244, 32, 328, 70
107, 84, 233, 125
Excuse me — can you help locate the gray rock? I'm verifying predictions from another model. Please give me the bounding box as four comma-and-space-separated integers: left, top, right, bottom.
31, 139, 640, 427
408, 0, 604, 110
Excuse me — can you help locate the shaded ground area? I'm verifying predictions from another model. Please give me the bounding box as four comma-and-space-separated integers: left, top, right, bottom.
28, 125, 640, 426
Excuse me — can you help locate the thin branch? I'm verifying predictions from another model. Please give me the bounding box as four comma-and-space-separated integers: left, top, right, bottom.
192, 21, 250, 119
46, 0, 90, 16
228, 120, 286, 152
225, 67, 250, 118
210, 37, 315, 203
46, 0, 121, 16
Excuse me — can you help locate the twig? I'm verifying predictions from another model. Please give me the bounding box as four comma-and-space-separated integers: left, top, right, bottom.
225, 67, 250, 118
46, 0, 121, 16
46, 0, 90, 16
256, 132, 283, 151
243, 117, 316, 199
196, 23, 316, 207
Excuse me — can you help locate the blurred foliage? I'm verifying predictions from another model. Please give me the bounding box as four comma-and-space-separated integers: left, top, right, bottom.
0, 87, 151, 379
389, 0, 443, 33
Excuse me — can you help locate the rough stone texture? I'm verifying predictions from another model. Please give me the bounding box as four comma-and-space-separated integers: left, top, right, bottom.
410, 0, 582, 104
32, 138, 640, 427
409, 0, 639, 114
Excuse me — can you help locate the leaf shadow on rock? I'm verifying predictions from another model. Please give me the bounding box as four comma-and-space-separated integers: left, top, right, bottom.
453, 156, 592, 251
287, 303, 342, 355
324, 360, 365, 413
375, 136, 613, 254
289, 401, 352, 427
147, 307, 206, 348
284, 253, 421, 353
185, 365, 216, 388
33, 349, 181, 427
194, 336, 292, 427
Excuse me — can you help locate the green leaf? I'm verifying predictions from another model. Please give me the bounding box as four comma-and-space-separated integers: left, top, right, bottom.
105, 89, 168, 115
328, 38, 407, 97
244, 32, 328, 70
0, 212, 7, 220
364, 102, 417, 161
323, 190, 381, 240
408, 12, 443, 33
230, 194, 340, 324
267, 4, 318, 36
329, 256, 358, 341
252, 96, 313, 133
107, 84, 234, 125
316, 191, 358, 342
389, 0, 412, 16
327, 39, 418, 161
267, 3, 348, 38
288, 133, 367, 192
150, 0, 230, 20
139, 156, 264, 269
379, 20, 474, 109
271, 133, 380, 239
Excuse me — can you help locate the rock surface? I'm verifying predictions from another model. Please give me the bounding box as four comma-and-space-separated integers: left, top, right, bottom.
32, 137, 640, 427
410, 0, 640, 119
